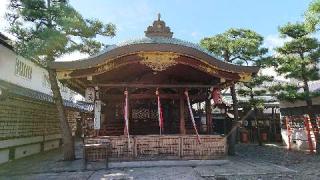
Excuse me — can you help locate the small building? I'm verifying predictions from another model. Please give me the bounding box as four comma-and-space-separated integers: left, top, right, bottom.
279, 81, 320, 152
50, 16, 259, 160
0, 33, 92, 164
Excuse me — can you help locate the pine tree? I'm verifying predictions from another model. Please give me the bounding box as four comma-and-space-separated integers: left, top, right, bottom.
5, 0, 116, 160
270, 22, 320, 153
238, 74, 274, 146
200, 28, 268, 154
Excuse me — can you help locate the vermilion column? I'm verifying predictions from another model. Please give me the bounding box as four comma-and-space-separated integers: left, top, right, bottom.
205, 99, 212, 134
179, 90, 186, 134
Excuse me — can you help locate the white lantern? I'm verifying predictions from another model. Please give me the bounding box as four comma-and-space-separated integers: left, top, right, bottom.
94, 100, 101, 129
85, 87, 95, 103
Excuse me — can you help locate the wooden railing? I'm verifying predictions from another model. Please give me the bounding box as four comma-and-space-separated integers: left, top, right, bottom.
86, 135, 227, 161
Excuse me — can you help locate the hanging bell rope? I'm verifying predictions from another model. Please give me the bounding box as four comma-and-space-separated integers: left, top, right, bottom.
185, 90, 201, 144
123, 89, 130, 148
156, 88, 164, 135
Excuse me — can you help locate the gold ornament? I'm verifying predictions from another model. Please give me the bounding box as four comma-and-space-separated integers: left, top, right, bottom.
198, 65, 217, 75
95, 62, 117, 73
139, 52, 179, 71
57, 70, 73, 79
239, 73, 252, 82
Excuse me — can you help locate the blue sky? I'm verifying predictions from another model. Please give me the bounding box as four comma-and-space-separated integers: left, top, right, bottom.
68, 0, 312, 46
0, 0, 314, 60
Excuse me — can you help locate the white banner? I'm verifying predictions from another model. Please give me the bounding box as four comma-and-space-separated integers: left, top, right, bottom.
94, 100, 101, 129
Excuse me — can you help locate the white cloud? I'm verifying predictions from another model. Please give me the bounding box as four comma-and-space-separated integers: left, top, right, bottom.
263, 34, 290, 54
0, 0, 10, 31
191, 31, 199, 37
262, 35, 295, 82
56, 51, 89, 62
259, 67, 289, 82
0, 0, 19, 41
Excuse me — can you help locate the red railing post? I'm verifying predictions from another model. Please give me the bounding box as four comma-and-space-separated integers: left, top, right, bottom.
285, 116, 292, 150
304, 115, 315, 154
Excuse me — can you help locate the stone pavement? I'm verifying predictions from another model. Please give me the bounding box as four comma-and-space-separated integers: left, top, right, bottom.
2, 143, 320, 180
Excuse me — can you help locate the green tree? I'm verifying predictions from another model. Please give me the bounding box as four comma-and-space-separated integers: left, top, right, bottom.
270, 22, 320, 153
200, 28, 267, 155
238, 74, 274, 146
305, 0, 320, 31
6, 0, 116, 160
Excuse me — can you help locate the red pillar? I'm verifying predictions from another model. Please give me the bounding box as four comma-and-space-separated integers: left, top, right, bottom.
206, 99, 212, 134
179, 90, 186, 135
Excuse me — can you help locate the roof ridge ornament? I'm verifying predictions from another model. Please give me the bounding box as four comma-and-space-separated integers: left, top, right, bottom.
145, 13, 173, 38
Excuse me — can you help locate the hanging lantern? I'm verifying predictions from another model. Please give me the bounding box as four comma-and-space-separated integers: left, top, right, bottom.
212, 88, 222, 104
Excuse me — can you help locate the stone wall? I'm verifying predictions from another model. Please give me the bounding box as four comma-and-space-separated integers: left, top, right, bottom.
0, 95, 79, 164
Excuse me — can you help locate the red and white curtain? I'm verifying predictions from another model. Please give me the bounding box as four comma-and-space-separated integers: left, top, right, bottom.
156, 89, 164, 135
123, 89, 130, 146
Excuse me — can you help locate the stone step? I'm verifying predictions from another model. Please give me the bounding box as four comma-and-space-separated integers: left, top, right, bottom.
108, 159, 229, 168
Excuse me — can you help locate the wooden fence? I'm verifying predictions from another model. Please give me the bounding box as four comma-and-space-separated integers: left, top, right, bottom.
86, 135, 227, 161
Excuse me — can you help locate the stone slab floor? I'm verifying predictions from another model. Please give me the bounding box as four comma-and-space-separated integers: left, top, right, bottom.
0, 143, 319, 180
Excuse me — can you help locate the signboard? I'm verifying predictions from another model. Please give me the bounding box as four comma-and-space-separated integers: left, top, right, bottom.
85, 87, 95, 103
94, 100, 101, 129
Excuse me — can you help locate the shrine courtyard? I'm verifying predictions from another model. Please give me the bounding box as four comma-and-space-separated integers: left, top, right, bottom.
1, 15, 318, 180
2, 142, 320, 180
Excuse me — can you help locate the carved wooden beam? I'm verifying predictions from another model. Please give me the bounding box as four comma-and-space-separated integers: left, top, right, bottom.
91, 83, 219, 88
102, 93, 207, 101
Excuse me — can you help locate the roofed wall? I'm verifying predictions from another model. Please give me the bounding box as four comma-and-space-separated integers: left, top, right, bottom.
0, 43, 82, 102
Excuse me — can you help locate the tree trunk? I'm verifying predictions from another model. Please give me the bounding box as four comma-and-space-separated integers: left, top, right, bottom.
255, 108, 262, 146
228, 84, 239, 155
48, 68, 75, 160
251, 90, 262, 146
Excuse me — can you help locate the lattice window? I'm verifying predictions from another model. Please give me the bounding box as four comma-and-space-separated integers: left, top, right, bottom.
133, 108, 154, 119
15, 58, 32, 80
150, 109, 158, 119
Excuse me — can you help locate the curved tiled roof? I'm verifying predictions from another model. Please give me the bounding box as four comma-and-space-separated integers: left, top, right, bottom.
116, 37, 220, 59
50, 16, 259, 74
55, 36, 222, 64
50, 36, 259, 74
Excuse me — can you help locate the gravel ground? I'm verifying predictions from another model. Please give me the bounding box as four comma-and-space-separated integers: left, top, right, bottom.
0, 143, 319, 180
232, 143, 320, 180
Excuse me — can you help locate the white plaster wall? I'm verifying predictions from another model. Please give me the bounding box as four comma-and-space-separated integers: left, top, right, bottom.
280, 96, 320, 108
15, 143, 41, 159
0, 149, 9, 164
44, 140, 60, 151
0, 134, 62, 165
0, 44, 81, 101
281, 129, 317, 151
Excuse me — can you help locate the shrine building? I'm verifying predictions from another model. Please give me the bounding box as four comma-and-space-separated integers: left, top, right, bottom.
50, 16, 259, 160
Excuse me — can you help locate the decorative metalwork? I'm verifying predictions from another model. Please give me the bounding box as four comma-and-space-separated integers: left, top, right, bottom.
56, 70, 73, 79
139, 52, 179, 71
145, 13, 173, 38
95, 62, 116, 73
198, 65, 217, 75
239, 73, 252, 82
